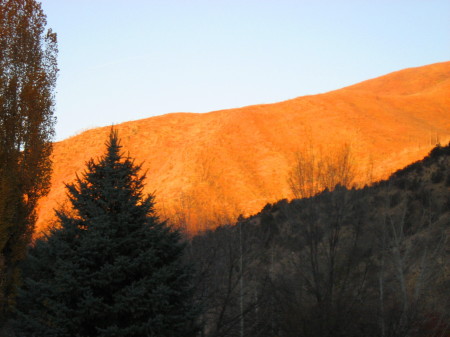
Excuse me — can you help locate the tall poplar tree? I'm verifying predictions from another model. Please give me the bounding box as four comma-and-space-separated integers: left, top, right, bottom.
0, 0, 58, 318
15, 131, 199, 336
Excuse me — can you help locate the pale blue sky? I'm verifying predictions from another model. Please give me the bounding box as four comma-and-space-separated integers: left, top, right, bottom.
40, 0, 450, 141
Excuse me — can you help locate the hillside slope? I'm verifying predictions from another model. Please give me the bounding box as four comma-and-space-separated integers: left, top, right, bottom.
187, 143, 450, 337
36, 61, 450, 233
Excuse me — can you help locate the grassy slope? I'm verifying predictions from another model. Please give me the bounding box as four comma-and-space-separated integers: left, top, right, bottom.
36, 61, 450, 234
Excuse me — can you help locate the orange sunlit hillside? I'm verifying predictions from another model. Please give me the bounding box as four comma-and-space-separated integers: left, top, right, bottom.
36, 61, 450, 234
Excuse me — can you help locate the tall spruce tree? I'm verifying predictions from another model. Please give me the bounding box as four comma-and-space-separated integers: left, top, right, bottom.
14, 131, 198, 336
0, 0, 57, 319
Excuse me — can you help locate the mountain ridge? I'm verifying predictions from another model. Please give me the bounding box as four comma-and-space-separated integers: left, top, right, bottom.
35, 61, 450, 234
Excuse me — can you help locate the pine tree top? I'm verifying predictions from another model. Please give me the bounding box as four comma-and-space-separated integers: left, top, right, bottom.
65, 129, 155, 230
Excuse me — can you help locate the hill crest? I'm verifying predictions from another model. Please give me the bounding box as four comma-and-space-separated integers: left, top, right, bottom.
36, 61, 450, 234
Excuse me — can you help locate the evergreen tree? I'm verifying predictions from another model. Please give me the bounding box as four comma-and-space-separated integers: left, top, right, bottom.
14, 131, 199, 336
0, 0, 58, 318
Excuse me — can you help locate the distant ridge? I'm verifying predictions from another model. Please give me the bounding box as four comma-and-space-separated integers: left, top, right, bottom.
36, 61, 450, 234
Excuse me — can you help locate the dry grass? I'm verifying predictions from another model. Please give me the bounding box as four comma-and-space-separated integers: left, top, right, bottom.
35, 61, 450, 235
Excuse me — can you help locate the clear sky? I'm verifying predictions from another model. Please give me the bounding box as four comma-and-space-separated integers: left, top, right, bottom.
39, 0, 450, 141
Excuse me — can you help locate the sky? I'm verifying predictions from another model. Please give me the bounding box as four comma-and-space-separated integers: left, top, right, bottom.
39, 0, 450, 141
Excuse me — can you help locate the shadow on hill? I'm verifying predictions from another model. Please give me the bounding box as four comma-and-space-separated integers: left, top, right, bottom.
187, 143, 450, 337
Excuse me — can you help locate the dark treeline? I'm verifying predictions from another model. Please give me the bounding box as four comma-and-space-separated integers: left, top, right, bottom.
187, 144, 450, 337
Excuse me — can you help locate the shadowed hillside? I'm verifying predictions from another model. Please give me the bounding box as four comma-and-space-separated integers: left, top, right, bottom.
187, 143, 450, 337
36, 61, 450, 234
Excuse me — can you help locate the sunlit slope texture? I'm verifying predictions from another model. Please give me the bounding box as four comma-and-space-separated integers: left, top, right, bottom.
36, 61, 450, 234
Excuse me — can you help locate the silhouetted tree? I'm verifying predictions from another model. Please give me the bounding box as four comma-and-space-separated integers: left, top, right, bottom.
275, 187, 377, 337
14, 131, 198, 336
0, 0, 57, 319
187, 220, 271, 337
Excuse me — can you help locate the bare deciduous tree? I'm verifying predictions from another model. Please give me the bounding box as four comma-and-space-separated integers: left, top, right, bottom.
288, 143, 356, 199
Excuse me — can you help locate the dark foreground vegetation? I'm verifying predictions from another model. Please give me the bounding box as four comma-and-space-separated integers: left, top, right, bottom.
13, 131, 199, 336
4, 139, 450, 337
187, 144, 450, 337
